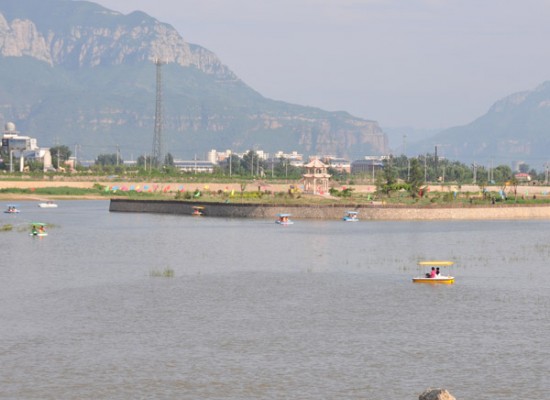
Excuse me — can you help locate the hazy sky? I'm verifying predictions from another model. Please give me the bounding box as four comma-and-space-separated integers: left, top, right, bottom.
91, 0, 550, 131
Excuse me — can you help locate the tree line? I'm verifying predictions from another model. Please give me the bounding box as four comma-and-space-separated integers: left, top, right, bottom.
2, 145, 547, 188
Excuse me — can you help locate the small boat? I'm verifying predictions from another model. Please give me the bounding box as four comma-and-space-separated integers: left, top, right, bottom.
343, 211, 359, 222
276, 213, 294, 225
30, 222, 48, 237
38, 201, 58, 208
192, 206, 205, 216
412, 261, 455, 284
4, 204, 20, 213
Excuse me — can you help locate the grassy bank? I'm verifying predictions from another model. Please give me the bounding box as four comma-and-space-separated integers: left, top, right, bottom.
1, 180, 550, 208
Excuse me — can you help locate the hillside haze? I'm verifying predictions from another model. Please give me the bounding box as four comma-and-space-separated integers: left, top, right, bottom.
0, 0, 387, 161
407, 81, 550, 167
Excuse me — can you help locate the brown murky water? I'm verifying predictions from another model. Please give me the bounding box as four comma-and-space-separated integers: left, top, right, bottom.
1, 201, 549, 399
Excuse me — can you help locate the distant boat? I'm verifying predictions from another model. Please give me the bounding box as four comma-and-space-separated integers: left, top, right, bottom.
192, 206, 205, 216
276, 213, 294, 225
30, 222, 48, 237
412, 261, 455, 284
4, 204, 20, 213
38, 201, 58, 208
343, 210, 359, 222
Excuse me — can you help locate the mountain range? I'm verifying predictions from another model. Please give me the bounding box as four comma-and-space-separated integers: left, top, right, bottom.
1, 0, 549, 167
0, 0, 387, 162
407, 82, 550, 167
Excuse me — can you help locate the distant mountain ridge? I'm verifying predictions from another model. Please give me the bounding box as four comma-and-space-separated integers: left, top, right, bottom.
0, 0, 387, 161
408, 82, 550, 166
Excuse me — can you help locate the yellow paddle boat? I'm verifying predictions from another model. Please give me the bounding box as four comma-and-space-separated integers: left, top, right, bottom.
412, 260, 455, 284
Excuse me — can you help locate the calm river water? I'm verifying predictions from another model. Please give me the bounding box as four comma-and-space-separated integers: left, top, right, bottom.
1, 200, 549, 399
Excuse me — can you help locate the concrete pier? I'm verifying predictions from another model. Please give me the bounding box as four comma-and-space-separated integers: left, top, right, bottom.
109, 199, 550, 220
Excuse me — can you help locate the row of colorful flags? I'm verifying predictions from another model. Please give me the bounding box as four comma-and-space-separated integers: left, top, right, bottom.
104, 184, 179, 192
103, 185, 236, 196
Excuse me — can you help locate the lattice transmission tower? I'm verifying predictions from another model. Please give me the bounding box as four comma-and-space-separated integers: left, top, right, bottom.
151, 58, 165, 167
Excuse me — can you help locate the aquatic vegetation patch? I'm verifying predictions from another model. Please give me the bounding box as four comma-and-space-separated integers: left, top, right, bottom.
149, 267, 175, 278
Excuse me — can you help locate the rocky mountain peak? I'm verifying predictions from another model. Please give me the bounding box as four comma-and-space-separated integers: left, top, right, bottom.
0, 1, 236, 80
0, 13, 52, 64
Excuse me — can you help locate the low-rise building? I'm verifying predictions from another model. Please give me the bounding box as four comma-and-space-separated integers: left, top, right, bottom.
351, 157, 385, 175
321, 156, 351, 173
173, 159, 216, 173
1, 122, 53, 172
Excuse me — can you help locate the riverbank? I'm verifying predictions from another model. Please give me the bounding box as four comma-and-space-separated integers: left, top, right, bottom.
110, 198, 550, 220
2, 178, 550, 195
3, 179, 550, 220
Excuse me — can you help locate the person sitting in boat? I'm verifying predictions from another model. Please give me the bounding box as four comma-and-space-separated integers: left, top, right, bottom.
425, 267, 436, 278
436, 267, 440, 276
31, 225, 38, 235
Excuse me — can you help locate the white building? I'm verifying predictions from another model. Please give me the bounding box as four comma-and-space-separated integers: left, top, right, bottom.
1, 122, 53, 172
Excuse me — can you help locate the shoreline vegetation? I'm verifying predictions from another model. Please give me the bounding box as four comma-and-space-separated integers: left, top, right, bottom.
1, 177, 550, 202
0, 177, 550, 221
2, 177, 550, 220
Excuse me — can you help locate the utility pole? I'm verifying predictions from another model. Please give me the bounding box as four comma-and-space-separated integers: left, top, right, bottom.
152, 58, 164, 168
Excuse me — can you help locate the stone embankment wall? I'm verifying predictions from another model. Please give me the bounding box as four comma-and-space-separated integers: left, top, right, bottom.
109, 199, 550, 220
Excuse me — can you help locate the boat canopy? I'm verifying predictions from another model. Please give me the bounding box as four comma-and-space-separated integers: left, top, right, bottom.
418, 261, 454, 267
31, 222, 47, 226
277, 213, 292, 217
192, 206, 205, 209
345, 211, 358, 214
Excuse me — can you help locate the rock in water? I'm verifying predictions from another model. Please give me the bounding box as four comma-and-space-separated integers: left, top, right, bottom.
419, 388, 456, 400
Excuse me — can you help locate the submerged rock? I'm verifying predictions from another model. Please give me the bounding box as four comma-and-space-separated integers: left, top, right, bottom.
419, 388, 456, 400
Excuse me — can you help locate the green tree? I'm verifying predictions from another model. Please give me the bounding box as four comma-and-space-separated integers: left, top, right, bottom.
241, 151, 265, 176
477, 175, 489, 199
383, 157, 398, 186
164, 152, 174, 167
95, 153, 120, 166
137, 154, 153, 169
518, 163, 529, 173
376, 157, 399, 196
392, 154, 410, 181
274, 157, 290, 178
509, 176, 519, 202
50, 145, 71, 169
407, 158, 424, 198
493, 165, 513, 183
